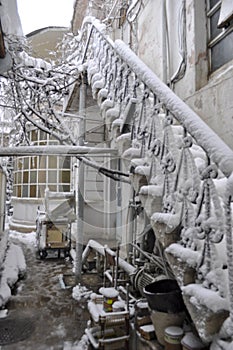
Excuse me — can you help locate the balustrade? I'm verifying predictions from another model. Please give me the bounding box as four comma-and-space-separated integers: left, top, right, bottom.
73, 17, 233, 342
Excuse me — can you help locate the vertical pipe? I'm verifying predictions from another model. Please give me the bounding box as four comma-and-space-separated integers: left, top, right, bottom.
127, 185, 135, 263
225, 193, 233, 332
162, 0, 167, 84
114, 243, 120, 289
75, 72, 87, 283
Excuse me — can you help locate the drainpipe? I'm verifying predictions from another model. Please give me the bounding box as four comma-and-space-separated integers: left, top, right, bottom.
162, 0, 167, 84
127, 186, 136, 264
75, 72, 87, 283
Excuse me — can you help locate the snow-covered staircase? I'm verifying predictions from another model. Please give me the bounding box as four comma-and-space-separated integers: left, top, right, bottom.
73, 17, 233, 345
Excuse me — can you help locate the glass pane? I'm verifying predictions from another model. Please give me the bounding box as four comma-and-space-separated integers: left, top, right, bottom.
39, 156, 47, 169
17, 158, 23, 170
210, 0, 220, 8
211, 29, 233, 71
23, 171, 28, 183
15, 172, 21, 184
38, 170, 46, 183
48, 156, 57, 169
210, 9, 222, 39
24, 157, 29, 170
49, 185, 57, 192
30, 185, 36, 197
38, 185, 46, 198
31, 157, 38, 169
48, 140, 59, 145
48, 170, 57, 183
60, 185, 70, 192
60, 171, 70, 183
22, 185, 28, 197
17, 185, 21, 197
59, 156, 70, 169
31, 130, 38, 141
218, 0, 233, 27
40, 131, 47, 140
30, 171, 37, 183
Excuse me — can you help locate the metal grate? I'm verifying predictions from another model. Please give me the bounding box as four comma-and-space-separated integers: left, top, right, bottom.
0, 317, 35, 345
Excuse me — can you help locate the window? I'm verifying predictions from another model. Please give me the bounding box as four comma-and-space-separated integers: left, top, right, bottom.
13, 129, 71, 198
207, 0, 233, 72
218, 0, 233, 28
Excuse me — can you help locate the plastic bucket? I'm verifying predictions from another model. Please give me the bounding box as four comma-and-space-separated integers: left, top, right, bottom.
143, 279, 185, 313
164, 326, 183, 350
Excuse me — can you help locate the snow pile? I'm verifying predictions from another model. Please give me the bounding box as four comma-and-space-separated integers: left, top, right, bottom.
99, 287, 119, 298
116, 132, 131, 142
140, 184, 163, 197
72, 284, 92, 301
123, 147, 141, 159
18, 51, 52, 70
181, 332, 207, 349
134, 165, 151, 176
165, 243, 201, 268
0, 241, 26, 307
151, 211, 181, 231
63, 335, 89, 350
0, 231, 8, 266
182, 284, 229, 313
9, 230, 36, 247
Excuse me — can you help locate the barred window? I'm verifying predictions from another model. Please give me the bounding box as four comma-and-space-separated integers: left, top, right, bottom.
207, 0, 233, 72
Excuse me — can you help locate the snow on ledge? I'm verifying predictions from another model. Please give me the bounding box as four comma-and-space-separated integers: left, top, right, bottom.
165, 243, 201, 268
134, 165, 150, 176
140, 184, 163, 197
116, 132, 131, 142
182, 283, 229, 313
122, 147, 141, 159
151, 211, 181, 231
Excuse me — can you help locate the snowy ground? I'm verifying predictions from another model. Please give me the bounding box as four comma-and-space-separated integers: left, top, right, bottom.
0, 229, 94, 350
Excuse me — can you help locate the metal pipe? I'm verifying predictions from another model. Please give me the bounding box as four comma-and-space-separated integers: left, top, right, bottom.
104, 270, 113, 284
114, 244, 120, 289
81, 239, 137, 276
127, 186, 136, 263
130, 242, 167, 273
118, 257, 136, 276
162, 0, 168, 84
75, 72, 87, 283
0, 145, 117, 156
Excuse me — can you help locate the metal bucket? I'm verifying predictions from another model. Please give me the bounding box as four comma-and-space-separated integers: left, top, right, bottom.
143, 279, 185, 313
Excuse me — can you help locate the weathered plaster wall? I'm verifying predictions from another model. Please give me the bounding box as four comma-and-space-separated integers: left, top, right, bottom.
185, 63, 233, 150
137, 0, 163, 81
131, 0, 233, 150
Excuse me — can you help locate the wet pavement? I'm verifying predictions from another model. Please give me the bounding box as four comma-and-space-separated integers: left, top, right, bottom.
2, 234, 102, 350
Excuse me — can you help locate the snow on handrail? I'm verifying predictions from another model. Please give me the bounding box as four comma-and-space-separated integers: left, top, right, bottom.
114, 39, 233, 178
81, 18, 233, 177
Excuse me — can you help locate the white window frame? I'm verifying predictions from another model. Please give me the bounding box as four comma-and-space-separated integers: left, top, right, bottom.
207, 0, 233, 72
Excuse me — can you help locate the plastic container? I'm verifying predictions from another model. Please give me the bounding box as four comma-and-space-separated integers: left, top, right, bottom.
143, 279, 185, 313
99, 287, 119, 312
181, 332, 209, 350
164, 326, 184, 350
112, 300, 125, 312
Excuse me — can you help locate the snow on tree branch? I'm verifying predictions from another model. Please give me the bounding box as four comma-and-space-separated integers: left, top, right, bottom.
0, 32, 129, 182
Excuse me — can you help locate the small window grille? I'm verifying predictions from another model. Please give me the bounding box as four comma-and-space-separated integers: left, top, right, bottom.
207, 0, 233, 72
